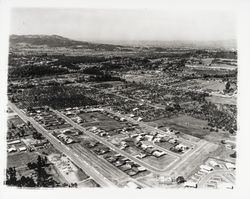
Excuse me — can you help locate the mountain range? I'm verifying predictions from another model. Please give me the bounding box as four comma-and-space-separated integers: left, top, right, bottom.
10, 34, 236, 50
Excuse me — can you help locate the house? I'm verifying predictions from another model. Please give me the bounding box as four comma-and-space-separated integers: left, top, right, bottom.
61, 129, 72, 134
200, 165, 213, 171
168, 138, 178, 144
126, 169, 138, 176
145, 147, 155, 154
88, 141, 98, 148
184, 181, 197, 188
58, 133, 74, 144
19, 146, 27, 152
120, 145, 128, 150
100, 132, 107, 137
65, 138, 74, 144
8, 145, 17, 153
153, 137, 161, 143
120, 163, 132, 171
141, 143, 150, 150
100, 148, 110, 154
120, 117, 126, 122
225, 163, 236, 170
136, 153, 147, 159
137, 117, 143, 122
138, 166, 146, 172
145, 135, 154, 141
65, 111, 73, 116
152, 150, 165, 157
7, 140, 21, 145
175, 144, 188, 150
135, 135, 143, 142
126, 181, 140, 188
132, 108, 139, 112
114, 160, 125, 167
209, 160, 221, 168
200, 169, 210, 174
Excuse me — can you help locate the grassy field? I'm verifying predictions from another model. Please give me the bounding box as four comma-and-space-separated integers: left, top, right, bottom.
206, 96, 236, 105
7, 152, 39, 168
192, 79, 226, 92
142, 154, 177, 170
79, 111, 128, 131
156, 141, 176, 151
148, 115, 209, 138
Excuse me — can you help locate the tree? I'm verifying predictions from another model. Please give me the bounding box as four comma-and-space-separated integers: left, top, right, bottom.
6, 167, 17, 186
225, 81, 231, 91
176, 176, 186, 184
18, 176, 36, 187
230, 151, 236, 158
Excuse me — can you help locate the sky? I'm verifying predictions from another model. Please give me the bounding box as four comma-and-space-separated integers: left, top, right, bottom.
10, 8, 236, 42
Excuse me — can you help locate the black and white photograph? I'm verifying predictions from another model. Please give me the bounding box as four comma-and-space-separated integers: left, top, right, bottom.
0, 0, 250, 198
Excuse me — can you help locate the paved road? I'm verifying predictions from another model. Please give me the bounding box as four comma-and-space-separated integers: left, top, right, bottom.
8, 101, 116, 188
165, 140, 208, 176
70, 143, 130, 182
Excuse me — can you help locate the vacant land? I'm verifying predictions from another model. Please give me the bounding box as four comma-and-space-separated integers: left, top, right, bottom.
7, 152, 39, 168
190, 79, 226, 92
148, 115, 209, 138
79, 111, 128, 131
142, 154, 177, 170
206, 96, 236, 105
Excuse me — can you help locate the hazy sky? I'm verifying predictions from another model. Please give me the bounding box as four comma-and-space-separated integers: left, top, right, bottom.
10, 8, 236, 42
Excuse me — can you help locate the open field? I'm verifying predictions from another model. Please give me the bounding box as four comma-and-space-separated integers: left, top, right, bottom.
148, 115, 210, 138
79, 111, 129, 131
7, 152, 39, 168
206, 96, 237, 105
189, 79, 226, 92
142, 154, 177, 170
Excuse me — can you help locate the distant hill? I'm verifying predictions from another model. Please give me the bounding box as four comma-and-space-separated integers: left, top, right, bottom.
9, 34, 236, 51
9, 34, 125, 51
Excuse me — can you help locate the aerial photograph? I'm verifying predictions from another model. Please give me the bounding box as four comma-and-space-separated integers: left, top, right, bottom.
5, 7, 237, 189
